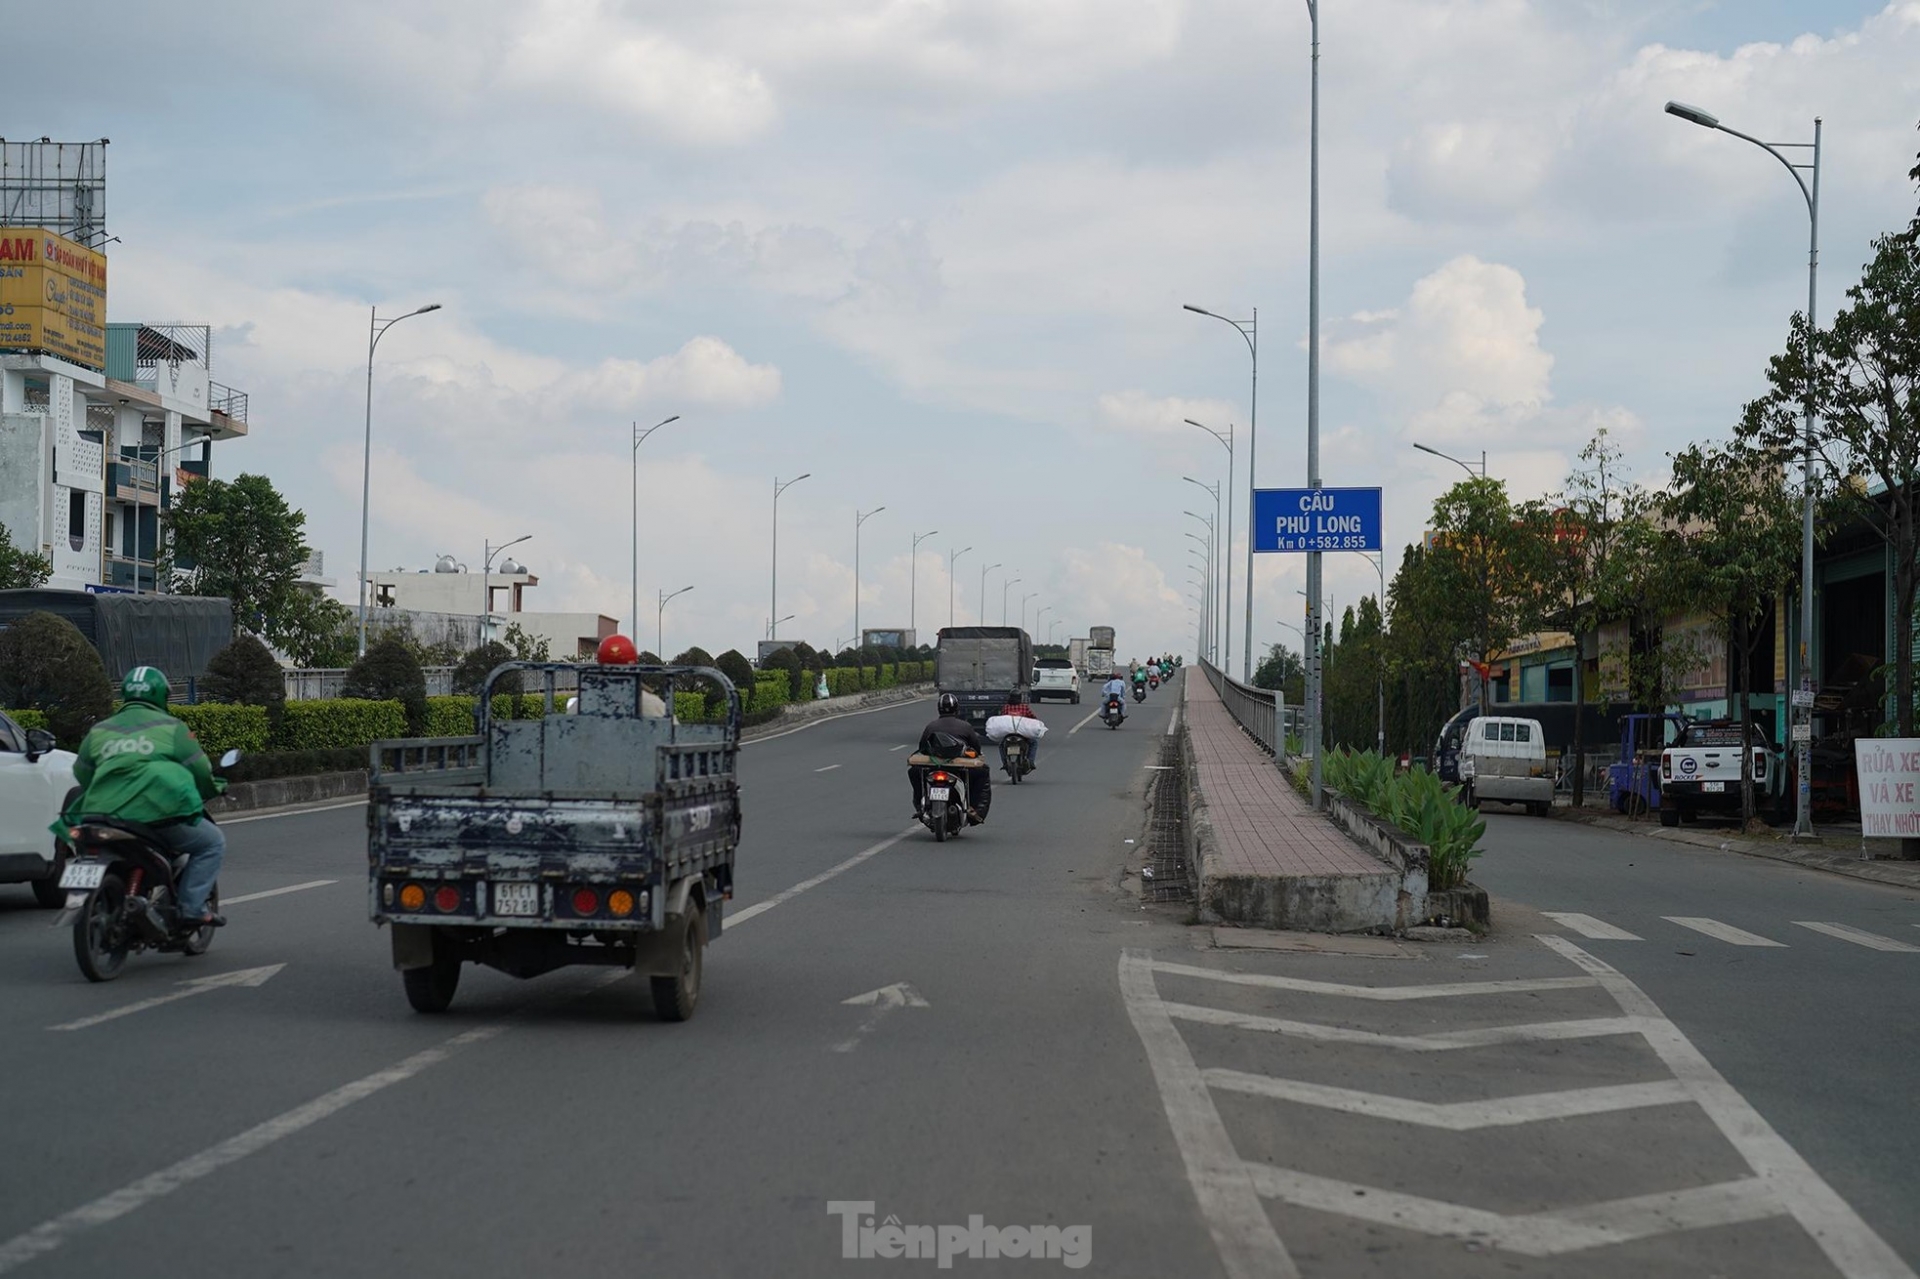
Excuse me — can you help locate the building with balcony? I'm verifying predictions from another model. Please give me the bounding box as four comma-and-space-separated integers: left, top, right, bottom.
365, 560, 616, 659
1, 322, 249, 593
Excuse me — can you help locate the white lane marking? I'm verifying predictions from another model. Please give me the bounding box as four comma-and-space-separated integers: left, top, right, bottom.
1245, 1165, 1783, 1258
1161, 1001, 1643, 1050
48, 965, 285, 1033
1663, 916, 1786, 947
1204, 1070, 1691, 1130
1166, 705, 1182, 737
726, 827, 916, 929
221, 799, 366, 825
1792, 921, 1920, 953
1068, 708, 1104, 735
1538, 934, 1916, 1279
834, 982, 930, 1053
0, 1023, 506, 1275
1150, 961, 1599, 1001
221, 880, 337, 906
888, 744, 909, 752
1542, 912, 1643, 941
743, 695, 929, 745
813, 764, 842, 773
1118, 950, 1299, 1279
5, 835, 909, 1271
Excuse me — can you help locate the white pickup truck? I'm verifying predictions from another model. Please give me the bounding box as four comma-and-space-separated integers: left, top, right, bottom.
1659, 720, 1782, 826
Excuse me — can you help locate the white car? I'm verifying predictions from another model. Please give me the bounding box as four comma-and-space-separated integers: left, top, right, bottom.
1032, 658, 1082, 704
0, 712, 79, 908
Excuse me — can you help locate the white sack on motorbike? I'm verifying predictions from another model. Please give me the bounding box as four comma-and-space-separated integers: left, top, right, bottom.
984, 715, 1049, 741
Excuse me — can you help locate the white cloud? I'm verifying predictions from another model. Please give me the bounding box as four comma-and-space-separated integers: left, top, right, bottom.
1091, 390, 1242, 443
574, 338, 783, 411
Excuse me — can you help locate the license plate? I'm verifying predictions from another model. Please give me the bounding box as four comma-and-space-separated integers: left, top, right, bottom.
1007, 742, 1025, 753
928, 787, 952, 801
492, 882, 540, 916
59, 862, 105, 891
1703, 781, 1725, 793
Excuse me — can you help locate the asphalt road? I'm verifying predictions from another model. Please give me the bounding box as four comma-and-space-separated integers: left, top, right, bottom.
0, 684, 1914, 1278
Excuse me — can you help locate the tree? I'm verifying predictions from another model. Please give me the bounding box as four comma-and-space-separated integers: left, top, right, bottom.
1252, 642, 1305, 704
272, 591, 357, 669
1323, 597, 1384, 752
0, 523, 51, 590
202, 634, 288, 732
1426, 476, 1544, 715
452, 640, 519, 696
0, 611, 115, 747
1739, 152, 1920, 737
761, 645, 806, 701
165, 474, 311, 637
1386, 544, 1466, 757
342, 632, 427, 735
1662, 440, 1808, 824
671, 646, 715, 668
501, 622, 550, 663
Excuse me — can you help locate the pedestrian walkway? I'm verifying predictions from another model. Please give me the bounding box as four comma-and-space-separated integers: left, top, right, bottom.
1542, 910, 1920, 953
1183, 674, 1404, 931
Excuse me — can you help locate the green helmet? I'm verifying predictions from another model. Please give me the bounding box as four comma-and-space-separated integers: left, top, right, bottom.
121, 666, 171, 709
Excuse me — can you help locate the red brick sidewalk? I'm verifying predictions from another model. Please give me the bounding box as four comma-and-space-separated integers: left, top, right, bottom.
1184, 674, 1386, 879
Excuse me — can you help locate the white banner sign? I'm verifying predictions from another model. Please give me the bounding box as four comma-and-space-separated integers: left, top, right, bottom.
1855, 739, 1920, 838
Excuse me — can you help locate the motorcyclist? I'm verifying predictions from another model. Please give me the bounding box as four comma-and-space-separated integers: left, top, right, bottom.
911, 693, 993, 823
62, 667, 228, 928
1104, 675, 1130, 719
1131, 666, 1149, 697
995, 691, 1043, 773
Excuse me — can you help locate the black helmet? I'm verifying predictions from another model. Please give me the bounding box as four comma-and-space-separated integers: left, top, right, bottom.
937, 692, 960, 716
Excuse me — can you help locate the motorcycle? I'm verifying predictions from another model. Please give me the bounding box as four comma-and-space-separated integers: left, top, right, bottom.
1148, 673, 1160, 691
915, 762, 974, 841
1132, 683, 1147, 704
1102, 696, 1126, 730
55, 749, 240, 982
1001, 733, 1033, 784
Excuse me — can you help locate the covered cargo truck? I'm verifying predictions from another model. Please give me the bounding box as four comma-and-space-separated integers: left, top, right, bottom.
935, 626, 1034, 728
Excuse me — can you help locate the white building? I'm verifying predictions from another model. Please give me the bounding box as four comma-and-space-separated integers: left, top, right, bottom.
365, 560, 615, 659
0, 323, 248, 593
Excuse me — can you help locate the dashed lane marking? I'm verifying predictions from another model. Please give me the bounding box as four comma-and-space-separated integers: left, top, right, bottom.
1663, 917, 1787, 947
1542, 912, 1642, 941
814, 764, 842, 773
1792, 921, 1920, 953
221, 880, 337, 906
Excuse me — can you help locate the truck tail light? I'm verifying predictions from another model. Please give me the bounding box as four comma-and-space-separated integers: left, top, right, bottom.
398, 882, 427, 912
571, 888, 600, 916
1755, 753, 1767, 778
1661, 756, 1672, 780
608, 889, 636, 917
433, 885, 462, 913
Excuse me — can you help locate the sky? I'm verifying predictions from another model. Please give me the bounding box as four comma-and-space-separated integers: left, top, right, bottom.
15, 0, 1920, 667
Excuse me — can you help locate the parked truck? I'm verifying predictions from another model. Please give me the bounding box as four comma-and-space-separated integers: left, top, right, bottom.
367, 660, 740, 1021
936, 626, 1034, 728
1085, 625, 1116, 681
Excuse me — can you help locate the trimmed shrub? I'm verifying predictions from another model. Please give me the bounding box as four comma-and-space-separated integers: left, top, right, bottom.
424, 695, 479, 738
227, 747, 366, 784
201, 636, 288, 732
276, 699, 408, 751
341, 633, 427, 735
751, 673, 791, 713
671, 646, 715, 669
0, 611, 115, 747
715, 648, 756, 697
452, 641, 520, 695
673, 691, 707, 722
173, 704, 273, 757
4, 708, 49, 732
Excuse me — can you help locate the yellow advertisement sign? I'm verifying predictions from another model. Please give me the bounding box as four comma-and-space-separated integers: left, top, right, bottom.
0, 228, 109, 370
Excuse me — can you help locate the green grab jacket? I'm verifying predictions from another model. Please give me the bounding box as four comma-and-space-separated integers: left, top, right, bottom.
56, 703, 226, 833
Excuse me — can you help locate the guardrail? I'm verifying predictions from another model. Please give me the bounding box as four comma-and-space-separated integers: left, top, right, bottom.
1201, 659, 1282, 758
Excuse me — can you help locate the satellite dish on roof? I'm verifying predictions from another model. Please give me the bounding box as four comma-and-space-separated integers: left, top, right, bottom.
500, 558, 525, 575
434, 555, 460, 573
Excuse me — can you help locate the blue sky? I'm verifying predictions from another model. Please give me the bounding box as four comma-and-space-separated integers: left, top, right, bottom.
15, 0, 1918, 664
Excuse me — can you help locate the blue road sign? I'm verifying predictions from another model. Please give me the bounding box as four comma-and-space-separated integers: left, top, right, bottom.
1252, 487, 1383, 553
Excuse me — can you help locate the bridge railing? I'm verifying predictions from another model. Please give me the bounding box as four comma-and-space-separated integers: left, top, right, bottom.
1200, 659, 1283, 759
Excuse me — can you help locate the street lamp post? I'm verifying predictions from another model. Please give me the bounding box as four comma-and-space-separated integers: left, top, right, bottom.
631, 415, 680, 638
1664, 99, 1822, 840
978, 562, 1001, 626
854, 506, 886, 648
1186, 419, 1235, 673
1035, 605, 1052, 645
1183, 305, 1257, 682
1185, 517, 1214, 659
358, 301, 442, 656
1412, 441, 1486, 478
1185, 476, 1222, 661
1350, 549, 1386, 756
1020, 591, 1038, 633
770, 474, 811, 641
132, 437, 199, 597
911, 530, 939, 643
481, 534, 532, 646
657, 585, 694, 659
949, 547, 972, 628
1001, 576, 1021, 626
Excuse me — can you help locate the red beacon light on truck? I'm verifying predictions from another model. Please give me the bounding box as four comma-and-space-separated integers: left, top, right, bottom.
597, 634, 639, 665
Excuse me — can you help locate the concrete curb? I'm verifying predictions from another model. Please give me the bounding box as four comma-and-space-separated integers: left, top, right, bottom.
1549, 805, 1920, 891
210, 770, 367, 815
739, 683, 934, 742
1320, 789, 1430, 930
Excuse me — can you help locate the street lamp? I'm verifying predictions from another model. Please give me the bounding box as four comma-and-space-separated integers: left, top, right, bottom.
1035, 605, 1052, 643
911, 530, 939, 643
1185, 420, 1235, 672
1183, 306, 1257, 681
1186, 511, 1214, 661
1047, 619, 1060, 645
481, 534, 532, 646
358, 301, 442, 656
769, 613, 796, 643
1664, 98, 1823, 840
978, 562, 1002, 626
1185, 476, 1222, 662
1001, 576, 1021, 625
854, 506, 886, 648
770, 474, 811, 641
1020, 591, 1038, 632
1411, 441, 1486, 478
632, 415, 680, 636
949, 546, 972, 628
1349, 549, 1387, 756
657, 585, 694, 660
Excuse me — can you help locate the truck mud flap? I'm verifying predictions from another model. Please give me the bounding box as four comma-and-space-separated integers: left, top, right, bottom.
391, 923, 436, 971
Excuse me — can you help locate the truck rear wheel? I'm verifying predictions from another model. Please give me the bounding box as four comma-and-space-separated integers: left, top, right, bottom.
403, 942, 461, 1014
651, 903, 705, 1022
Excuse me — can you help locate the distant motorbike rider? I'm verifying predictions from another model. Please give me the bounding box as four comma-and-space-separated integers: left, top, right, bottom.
61, 667, 229, 928
911, 693, 993, 823
1104, 675, 1130, 719
996, 691, 1043, 772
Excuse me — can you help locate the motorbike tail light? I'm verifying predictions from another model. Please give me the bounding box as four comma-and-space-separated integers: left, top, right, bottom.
572, 888, 600, 916
932, 771, 950, 783
608, 889, 636, 917
398, 883, 427, 911
433, 885, 461, 913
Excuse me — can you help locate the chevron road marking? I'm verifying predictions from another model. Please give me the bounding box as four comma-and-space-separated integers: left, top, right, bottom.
1202, 1071, 1692, 1129
1160, 1001, 1644, 1050
1151, 961, 1599, 1000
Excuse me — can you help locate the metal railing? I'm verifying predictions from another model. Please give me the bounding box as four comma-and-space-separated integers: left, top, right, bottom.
1202, 659, 1282, 758
209, 381, 248, 424
283, 665, 583, 701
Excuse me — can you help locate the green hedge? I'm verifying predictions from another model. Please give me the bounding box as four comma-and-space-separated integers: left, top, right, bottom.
172, 704, 273, 756
3, 709, 49, 733
228, 748, 367, 784
751, 673, 791, 713
275, 699, 409, 751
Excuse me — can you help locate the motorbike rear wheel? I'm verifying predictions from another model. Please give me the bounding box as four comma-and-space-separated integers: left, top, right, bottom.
74, 874, 131, 983
181, 885, 220, 957
929, 801, 948, 842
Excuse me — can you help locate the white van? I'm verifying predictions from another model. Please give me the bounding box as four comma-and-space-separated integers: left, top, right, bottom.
1458, 716, 1552, 816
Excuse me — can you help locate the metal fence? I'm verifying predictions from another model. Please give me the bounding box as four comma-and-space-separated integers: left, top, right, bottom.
283, 666, 463, 701
1202, 659, 1281, 758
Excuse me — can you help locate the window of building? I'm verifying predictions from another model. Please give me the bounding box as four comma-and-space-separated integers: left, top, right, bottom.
68, 490, 85, 552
